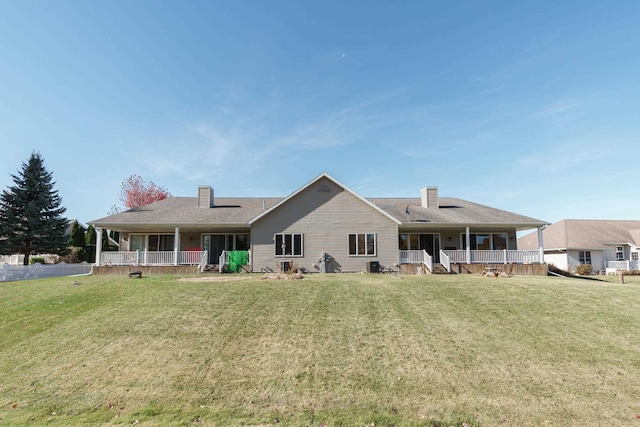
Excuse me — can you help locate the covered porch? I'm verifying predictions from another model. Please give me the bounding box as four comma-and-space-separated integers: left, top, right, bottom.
398, 225, 545, 274
93, 225, 251, 273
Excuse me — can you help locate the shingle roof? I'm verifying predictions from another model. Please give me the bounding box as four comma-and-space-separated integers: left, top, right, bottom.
518, 219, 640, 250
370, 197, 545, 227
91, 194, 546, 231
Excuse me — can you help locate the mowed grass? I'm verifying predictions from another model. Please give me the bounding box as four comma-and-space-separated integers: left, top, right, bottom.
1, 273, 640, 426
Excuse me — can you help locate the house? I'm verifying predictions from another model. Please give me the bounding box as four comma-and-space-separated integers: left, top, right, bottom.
517, 219, 640, 274
89, 173, 548, 275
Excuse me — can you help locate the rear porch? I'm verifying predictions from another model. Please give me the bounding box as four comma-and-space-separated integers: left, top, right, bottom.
397, 226, 545, 275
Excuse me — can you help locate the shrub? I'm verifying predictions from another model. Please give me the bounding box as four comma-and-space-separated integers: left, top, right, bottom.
574, 264, 593, 275
29, 257, 46, 265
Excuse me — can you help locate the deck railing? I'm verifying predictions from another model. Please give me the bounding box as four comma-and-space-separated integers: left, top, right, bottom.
442, 250, 541, 264
440, 250, 451, 273
607, 260, 640, 271
399, 249, 433, 272
101, 250, 207, 266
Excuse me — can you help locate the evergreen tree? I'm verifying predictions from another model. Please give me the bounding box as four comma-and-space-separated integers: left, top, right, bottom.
85, 224, 96, 262
0, 152, 67, 265
85, 224, 96, 247
68, 220, 86, 248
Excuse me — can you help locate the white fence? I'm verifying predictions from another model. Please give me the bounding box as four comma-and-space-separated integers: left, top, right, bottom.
442, 250, 541, 264
0, 262, 93, 282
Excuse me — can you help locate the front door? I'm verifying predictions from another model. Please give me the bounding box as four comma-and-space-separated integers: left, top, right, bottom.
203, 235, 228, 264
419, 234, 440, 263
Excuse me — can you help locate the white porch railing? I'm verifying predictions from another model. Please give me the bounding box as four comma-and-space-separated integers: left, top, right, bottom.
440, 250, 451, 273
101, 250, 207, 266
442, 250, 541, 264
607, 260, 640, 271
399, 249, 433, 272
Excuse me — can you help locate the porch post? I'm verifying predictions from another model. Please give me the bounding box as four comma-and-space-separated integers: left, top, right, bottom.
95, 227, 103, 266
466, 227, 471, 264
174, 227, 180, 266
537, 227, 544, 264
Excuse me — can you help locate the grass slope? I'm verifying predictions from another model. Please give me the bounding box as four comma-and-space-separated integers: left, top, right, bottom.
1, 273, 639, 426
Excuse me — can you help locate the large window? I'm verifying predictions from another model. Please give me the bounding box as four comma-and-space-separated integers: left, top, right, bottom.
579, 250, 591, 265
275, 233, 303, 256
129, 234, 174, 251
616, 246, 625, 261
349, 233, 376, 256
462, 233, 508, 250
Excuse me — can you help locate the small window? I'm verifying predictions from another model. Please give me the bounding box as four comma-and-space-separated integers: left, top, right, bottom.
616, 246, 624, 261
579, 251, 591, 265
349, 233, 376, 256
631, 252, 639, 261
275, 233, 303, 256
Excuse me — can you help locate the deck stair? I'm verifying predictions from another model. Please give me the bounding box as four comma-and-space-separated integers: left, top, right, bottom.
430, 263, 451, 274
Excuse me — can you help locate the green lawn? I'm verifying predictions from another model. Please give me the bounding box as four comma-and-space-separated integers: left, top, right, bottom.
1, 273, 640, 426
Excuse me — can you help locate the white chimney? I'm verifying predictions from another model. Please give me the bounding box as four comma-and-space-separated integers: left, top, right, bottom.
198, 186, 214, 208
420, 187, 438, 209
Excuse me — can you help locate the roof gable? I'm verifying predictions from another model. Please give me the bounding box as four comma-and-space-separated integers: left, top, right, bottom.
249, 173, 401, 225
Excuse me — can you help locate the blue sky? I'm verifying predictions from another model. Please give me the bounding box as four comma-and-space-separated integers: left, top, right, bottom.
1, 0, 639, 227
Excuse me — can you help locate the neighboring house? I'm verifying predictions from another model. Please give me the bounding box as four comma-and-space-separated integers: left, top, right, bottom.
517, 219, 640, 274
89, 173, 547, 274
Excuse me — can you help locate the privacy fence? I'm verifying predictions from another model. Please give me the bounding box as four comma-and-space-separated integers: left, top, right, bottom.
0, 262, 93, 282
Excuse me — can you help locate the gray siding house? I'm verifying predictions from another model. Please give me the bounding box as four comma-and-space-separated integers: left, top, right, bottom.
90, 173, 547, 274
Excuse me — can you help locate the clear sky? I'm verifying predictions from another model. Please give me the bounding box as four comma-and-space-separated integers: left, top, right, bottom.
1, 0, 639, 227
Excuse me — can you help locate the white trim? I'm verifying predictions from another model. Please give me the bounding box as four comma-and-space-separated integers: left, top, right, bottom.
249, 173, 401, 225
274, 233, 304, 257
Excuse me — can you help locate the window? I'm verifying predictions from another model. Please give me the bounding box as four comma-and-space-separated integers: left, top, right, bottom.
235, 234, 250, 251
130, 235, 145, 251
275, 233, 303, 256
129, 234, 174, 251
148, 234, 175, 251
579, 251, 591, 265
632, 252, 639, 261
349, 233, 376, 256
462, 233, 509, 250
616, 246, 624, 261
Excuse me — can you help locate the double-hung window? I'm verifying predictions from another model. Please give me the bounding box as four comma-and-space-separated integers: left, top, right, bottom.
579, 250, 591, 265
275, 233, 303, 256
349, 233, 376, 256
616, 246, 624, 261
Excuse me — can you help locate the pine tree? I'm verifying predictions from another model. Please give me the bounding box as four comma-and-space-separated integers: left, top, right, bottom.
0, 152, 68, 265
68, 220, 86, 248
85, 224, 96, 262
85, 224, 96, 247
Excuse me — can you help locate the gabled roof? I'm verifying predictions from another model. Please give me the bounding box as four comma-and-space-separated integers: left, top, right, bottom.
90, 174, 546, 231
249, 173, 401, 225
518, 219, 640, 250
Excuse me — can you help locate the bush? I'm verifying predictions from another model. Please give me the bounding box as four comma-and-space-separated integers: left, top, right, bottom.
574, 264, 593, 275
29, 257, 46, 265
